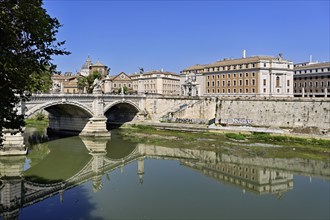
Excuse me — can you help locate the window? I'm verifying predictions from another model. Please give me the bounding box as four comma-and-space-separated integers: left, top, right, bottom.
315, 82, 318, 87
276, 76, 280, 87
207, 82, 210, 87
264, 63, 266, 67
245, 72, 249, 77
263, 79, 266, 86
263, 88, 266, 93
239, 80, 243, 86
234, 88, 236, 93
239, 73, 242, 78
287, 80, 290, 86
222, 81, 225, 86
212, 81, 215, 87
233, 80, 236, 86
245, 88, 249, 93
217, 81, 220, 87
252, 72, 255, 77
228, 89, 231, 93
114, 83, 117, 88
252, 79, 255, 86
252, 88, 255, 93
228, 80, 231, 86
245, 79, 249, 86
128, 83, 131, 87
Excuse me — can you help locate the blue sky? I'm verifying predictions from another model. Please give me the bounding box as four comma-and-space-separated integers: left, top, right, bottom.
44, 0, 330, 75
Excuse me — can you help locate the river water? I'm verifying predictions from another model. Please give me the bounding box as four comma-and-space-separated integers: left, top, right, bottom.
0, 128, 329, 219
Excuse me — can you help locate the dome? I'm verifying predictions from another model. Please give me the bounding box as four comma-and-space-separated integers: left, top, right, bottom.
81, 56, 92, 70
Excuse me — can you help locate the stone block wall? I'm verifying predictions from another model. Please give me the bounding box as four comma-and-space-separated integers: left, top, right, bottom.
216, 98, 330, 130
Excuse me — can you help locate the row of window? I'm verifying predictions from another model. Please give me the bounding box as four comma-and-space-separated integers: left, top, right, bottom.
294, 75, 330, 80
207, 63, 257, 72
207, 72, 256, 79
294, 68, 330, 74
207, 88, 256, 94
207, 79, 257, 87
294, 81, 330, 88
113, 83, 131, 88
295, 89, 330, 93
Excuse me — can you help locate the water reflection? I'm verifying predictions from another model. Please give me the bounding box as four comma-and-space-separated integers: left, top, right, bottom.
0, 133, 329, 219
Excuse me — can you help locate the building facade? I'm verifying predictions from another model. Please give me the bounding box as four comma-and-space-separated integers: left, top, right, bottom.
293, 62, 330, 97
181, 54, 294, 97
130, 70, 180, 95
103, 72, 133, 94
51, 72, 80, 94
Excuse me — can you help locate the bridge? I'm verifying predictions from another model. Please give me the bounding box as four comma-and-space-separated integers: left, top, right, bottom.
2, 92, 329, 155
1, 92, 211, 155
1, 137, 329, 219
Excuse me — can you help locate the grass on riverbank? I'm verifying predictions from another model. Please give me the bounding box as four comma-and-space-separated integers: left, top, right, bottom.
118, 124, 330, 161
25, 118, 49, 127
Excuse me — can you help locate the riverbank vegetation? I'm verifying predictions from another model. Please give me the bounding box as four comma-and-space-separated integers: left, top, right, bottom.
118, 125, 330, 161
25, 113, 48, 128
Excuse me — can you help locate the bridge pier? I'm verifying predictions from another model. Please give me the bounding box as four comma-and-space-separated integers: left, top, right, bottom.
79, 116, 110, 137
0, 156, 25, 219
0, 130, 27, 156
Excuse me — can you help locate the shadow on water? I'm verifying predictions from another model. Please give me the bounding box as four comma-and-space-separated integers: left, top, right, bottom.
24, 127, 79, 147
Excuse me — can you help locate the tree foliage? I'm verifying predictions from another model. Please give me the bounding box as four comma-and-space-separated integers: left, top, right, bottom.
77, 71, 102, 93
0, 0, 69, 145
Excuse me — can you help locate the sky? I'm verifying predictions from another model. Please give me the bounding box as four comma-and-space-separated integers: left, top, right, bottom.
43, 0, 330, 75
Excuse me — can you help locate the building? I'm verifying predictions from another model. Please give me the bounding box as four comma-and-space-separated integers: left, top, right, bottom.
181, 53, 294, 97
130, 70, 180, 95
79, 56, 92, 77
293, 61, 330, 97
103, 72, 133, 94
89, 60, 109, 77
51, 72, 80, 94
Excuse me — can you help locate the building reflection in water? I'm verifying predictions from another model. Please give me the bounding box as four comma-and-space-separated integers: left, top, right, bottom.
181, 160, 293, 198
0, 138, 329, 219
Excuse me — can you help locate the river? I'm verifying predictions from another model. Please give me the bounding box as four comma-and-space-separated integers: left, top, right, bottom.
0, 127, 329, 219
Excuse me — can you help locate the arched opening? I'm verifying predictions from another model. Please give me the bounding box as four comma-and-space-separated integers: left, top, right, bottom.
105, 103, 139, 129
45, 104, 93, 135
276, 76, 280, 87
26, 104, 93, 142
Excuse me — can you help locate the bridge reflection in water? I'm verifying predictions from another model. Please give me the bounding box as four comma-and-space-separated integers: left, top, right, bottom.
0, 135, 329, 219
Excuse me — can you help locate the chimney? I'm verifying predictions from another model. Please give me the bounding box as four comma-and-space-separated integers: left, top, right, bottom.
243, 50, 246, 58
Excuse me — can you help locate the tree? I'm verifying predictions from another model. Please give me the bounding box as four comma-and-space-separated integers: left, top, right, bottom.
0, 0, 70, 145
77, 71, 102, 93
29, 69, 53, 93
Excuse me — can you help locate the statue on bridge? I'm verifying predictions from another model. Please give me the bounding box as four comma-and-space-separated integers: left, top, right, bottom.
52, 80, 62, 93
92, 78, 103, 94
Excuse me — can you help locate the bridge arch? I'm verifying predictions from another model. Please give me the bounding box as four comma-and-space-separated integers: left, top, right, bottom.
25, 101, 93, 118
104, 101, 141, 125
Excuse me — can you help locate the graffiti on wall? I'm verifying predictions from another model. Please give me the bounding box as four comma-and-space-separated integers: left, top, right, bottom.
220, 118, 253, 125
